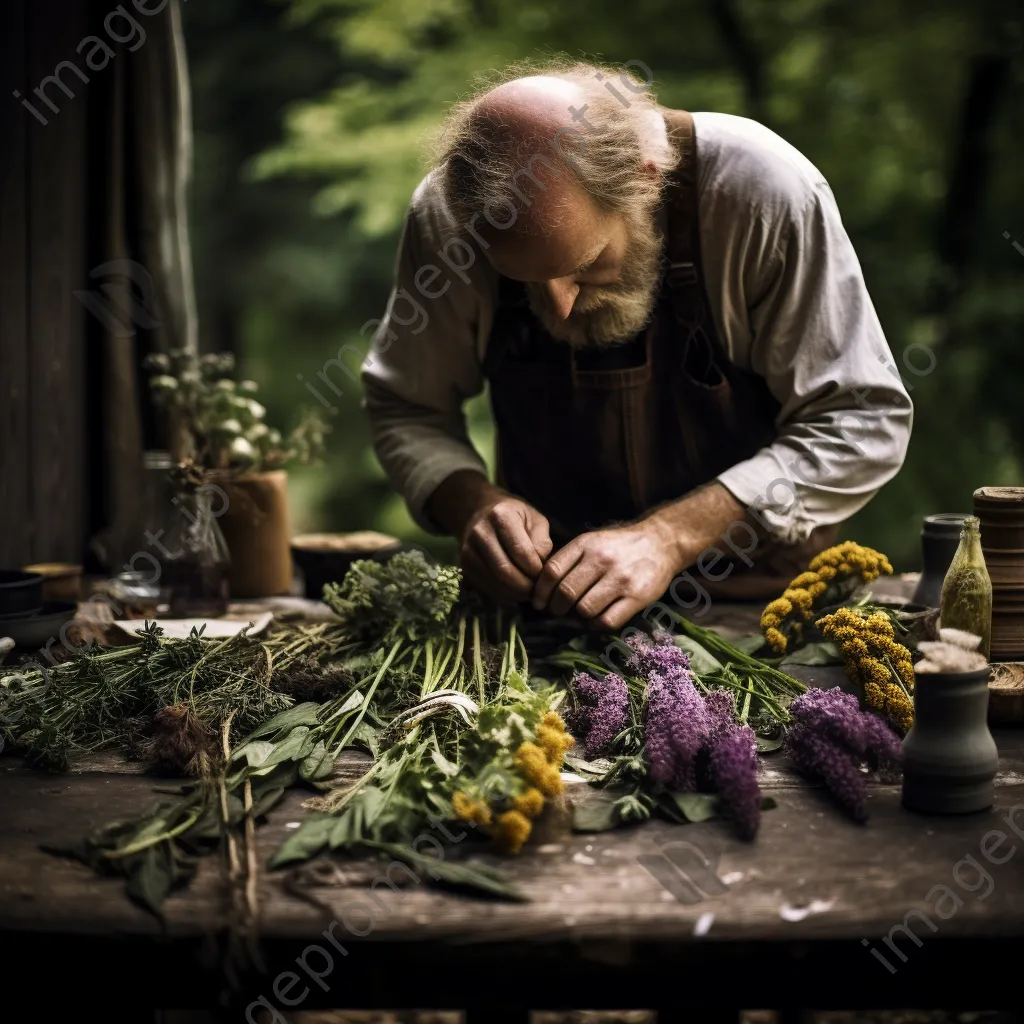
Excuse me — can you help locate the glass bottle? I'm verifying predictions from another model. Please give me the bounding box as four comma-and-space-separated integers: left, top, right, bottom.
162, 484, 231, 618
939, 515, 992, 658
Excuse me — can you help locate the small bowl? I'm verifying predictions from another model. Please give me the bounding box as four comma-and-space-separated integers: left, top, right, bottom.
0, 601, 78, 650
291, 532, 404, 601
0, 570, 44, 618
22, 562, 82, 603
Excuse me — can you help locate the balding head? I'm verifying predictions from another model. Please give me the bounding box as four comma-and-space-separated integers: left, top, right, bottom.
434, 61, 677, 346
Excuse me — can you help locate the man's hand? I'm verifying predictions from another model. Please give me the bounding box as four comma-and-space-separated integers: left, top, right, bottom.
531, 482, 748, 630
531, 519, 683, 629
461, 496, 553, 602
425, 470, 552, 603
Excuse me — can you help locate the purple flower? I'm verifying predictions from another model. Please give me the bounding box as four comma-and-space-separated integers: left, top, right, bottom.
626, 631, 691, 679
629, 633, 714, 792
645, 670, 713, 791
569, 671, 630, 758
704, 688, 736, 739
788, 686, 902, 777
787, 724, 868, 821
709, 724, 761, 840
784, 686, 902, 820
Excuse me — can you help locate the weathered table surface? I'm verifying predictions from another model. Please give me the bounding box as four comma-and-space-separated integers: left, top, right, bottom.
3, 600, 1024, 1017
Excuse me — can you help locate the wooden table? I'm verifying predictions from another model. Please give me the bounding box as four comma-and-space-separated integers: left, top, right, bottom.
2, 608, 1024, 1020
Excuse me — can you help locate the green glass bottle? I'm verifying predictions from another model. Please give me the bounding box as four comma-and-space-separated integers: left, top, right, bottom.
939, 515, 992, 658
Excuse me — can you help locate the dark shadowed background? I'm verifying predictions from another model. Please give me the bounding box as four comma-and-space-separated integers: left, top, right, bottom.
184, 0, 1024, 567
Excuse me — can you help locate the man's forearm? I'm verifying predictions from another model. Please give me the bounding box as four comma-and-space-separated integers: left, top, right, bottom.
424, 469, 504, 540
643, 481, 751, 575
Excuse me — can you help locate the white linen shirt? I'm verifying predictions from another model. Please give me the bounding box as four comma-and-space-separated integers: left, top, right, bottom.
361, 112, 913, 542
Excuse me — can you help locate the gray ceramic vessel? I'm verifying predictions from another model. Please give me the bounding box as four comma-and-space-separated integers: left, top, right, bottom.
901, 666, 998, 814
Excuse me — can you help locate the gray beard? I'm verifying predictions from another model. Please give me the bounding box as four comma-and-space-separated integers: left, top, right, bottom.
526, 226, 664, 349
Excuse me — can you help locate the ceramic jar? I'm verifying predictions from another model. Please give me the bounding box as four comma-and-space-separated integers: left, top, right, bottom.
974, 487, 1024, 661
911, 514, 970, 609
901, 666, 999, 814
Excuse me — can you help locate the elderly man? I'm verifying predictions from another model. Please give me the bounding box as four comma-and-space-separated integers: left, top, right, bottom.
361, 61, 912, 630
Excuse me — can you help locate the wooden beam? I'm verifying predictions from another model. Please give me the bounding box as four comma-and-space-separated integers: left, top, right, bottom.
26, 0, 90, 563
0, 0, 32, 565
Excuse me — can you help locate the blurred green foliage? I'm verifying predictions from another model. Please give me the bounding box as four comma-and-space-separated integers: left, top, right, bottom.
183, 0, 1024, 569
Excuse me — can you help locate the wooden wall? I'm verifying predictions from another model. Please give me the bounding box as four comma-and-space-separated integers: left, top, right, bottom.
0, 0, 90, 567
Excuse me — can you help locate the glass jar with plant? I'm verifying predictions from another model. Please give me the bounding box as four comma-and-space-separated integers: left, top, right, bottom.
144, 349, 332, 600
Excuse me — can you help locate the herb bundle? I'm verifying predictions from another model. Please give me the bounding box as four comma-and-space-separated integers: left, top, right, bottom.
551, 607, 903, 834
15, 550, 564, 913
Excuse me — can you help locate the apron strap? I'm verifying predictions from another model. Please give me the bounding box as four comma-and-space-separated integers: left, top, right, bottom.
660, 109, 725, 388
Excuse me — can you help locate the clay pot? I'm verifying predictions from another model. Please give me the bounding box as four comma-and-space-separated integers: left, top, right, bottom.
291, 531, 403, 600
902, 666, 998, 815
217, 470, 293, 598
974, 486, 1024, 551
911, 513, 970, 609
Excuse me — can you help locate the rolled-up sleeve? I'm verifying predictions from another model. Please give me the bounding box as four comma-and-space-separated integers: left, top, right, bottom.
362, 179, 492, 532
716, 181, 913, 543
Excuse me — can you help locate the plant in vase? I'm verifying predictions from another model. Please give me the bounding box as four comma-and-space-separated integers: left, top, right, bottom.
144, 349, 331, 599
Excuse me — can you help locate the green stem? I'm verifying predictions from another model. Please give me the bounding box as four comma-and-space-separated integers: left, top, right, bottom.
326, 639, 401, 755
472, 616, 485, 704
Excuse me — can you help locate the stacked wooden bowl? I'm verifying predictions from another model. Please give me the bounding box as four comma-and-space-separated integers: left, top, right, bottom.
974, 486, 1024, 660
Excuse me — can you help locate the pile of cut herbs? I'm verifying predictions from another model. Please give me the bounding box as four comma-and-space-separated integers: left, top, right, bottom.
0, 542, 907, 920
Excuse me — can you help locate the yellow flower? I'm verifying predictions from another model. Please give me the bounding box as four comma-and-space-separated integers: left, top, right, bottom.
512, 787, 545, 819
537, 723, 574, 765
838, 636, 869, 659
492, 810, 532, 854
452, 790, 492, 828
541, 711, 567, 731
764, 597, 793, 617
864, 681, 886, 710
860, 656, 891, 687
789, 571, 821, 589
818, 604, 915, 733
514, 742, 564, 798
764, 626, 787, 652
895, 659, 915, 689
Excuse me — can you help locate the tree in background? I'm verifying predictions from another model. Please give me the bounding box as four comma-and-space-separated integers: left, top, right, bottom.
184, 0, 1024, 567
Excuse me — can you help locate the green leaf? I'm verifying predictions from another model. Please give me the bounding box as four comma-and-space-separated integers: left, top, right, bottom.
564, 754, 614, 777
359, 785, 387, 827
353, 721, 379, 757
337, 689, 365, 715
669, 792, 720, 823
756, 734, 785, 753
780, 641, 842, 666
761, 796, 778, 810
125, 845, 174, 918
240, 702, 321, 744
572, 797, 620, 833
367, 841, 527, 902
269, 814, 335, 868
430, 747, 459, 777
733, 633, 769, 655
329, 808, 358, 849
258, 725, 316, 769
672, 636, 723, 675
251, 786, 286, 818
299, 741, 335, 782
235, 739, 276, 767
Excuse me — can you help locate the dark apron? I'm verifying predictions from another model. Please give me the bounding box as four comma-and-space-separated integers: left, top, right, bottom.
482, 109, 837, 599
